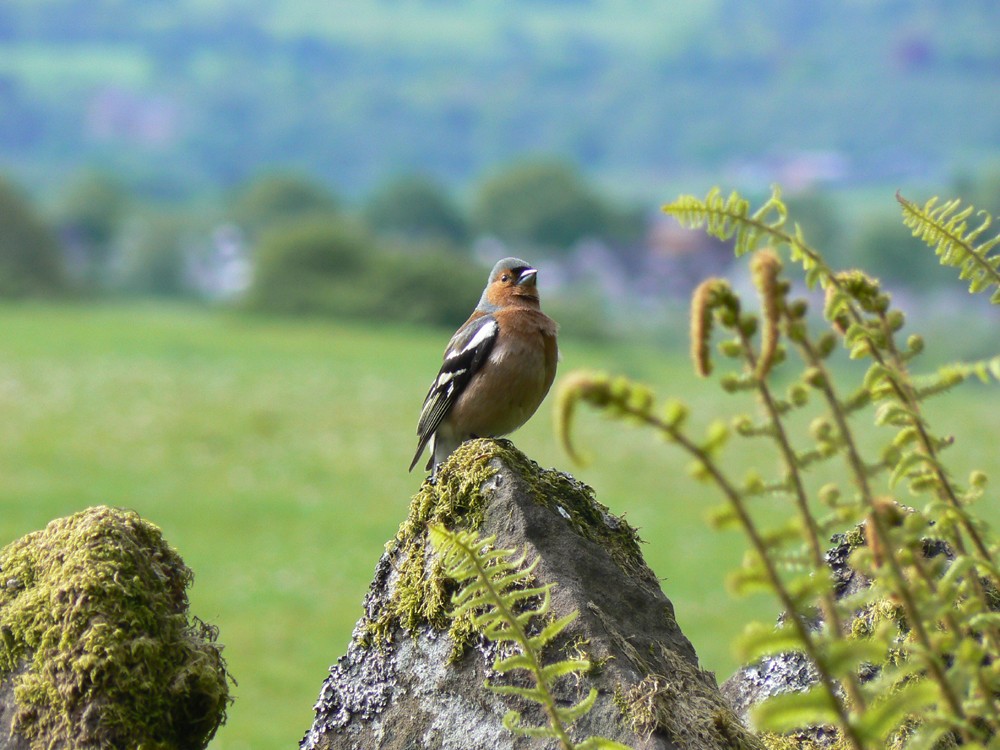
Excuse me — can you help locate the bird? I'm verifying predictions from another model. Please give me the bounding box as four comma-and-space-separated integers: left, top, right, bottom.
409, 257, 559, 477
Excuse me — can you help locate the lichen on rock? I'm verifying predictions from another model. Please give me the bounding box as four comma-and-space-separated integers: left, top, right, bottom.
0, 505, 232, 750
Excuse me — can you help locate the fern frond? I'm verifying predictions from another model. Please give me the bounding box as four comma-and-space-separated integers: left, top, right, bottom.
664, 186, 841, 292
750, 686, 842, 733
429, 524, 627, 750
750, 250, 784, 379
898, 192, 1000, 303
933, 355, 1000, 387
663, 186, 787, 258
564, 184, 1000, 748
852, 679, 940, 746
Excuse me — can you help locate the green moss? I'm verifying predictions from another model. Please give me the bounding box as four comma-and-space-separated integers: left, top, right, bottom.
364, 438, 646, 652
758, 730, 839, 749
611, 642, 764, 749
0, 506, 231, 750
842, 524, 866, 549
849, 598, 903, 640
614, 672, 763, 749
364, 439, 501, 649
757, 718, 947, 750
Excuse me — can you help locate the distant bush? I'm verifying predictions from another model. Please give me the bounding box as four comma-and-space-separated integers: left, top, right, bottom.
112, 213, 192, 297
246, 215, 371, 316
368, 248, 485, 327
0, 176, 65, 297
782, 189, 841, 258
543, 291, 614, 342
57, 171, 129, 288
852, 211, 943, 291
230, 172, 339, 233
364, 175, 469, 245
246, 214, 483, 327
474, 160, 618, 251
952, 169, 1000, 218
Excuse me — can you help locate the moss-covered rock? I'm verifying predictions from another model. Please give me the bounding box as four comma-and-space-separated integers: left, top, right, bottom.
303, 439, 759, 750
366, 438, 647, 651
0, 506, 232, 750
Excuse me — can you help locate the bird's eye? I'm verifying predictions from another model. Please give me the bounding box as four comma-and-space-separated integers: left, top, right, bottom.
501, 274, 510, 282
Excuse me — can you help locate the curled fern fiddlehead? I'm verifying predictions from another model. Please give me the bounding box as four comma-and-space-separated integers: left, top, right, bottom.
690, 278, 738, 377
750, 250, 783, 379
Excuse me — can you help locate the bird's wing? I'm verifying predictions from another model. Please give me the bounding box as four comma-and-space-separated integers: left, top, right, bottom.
409, 314, 498, 471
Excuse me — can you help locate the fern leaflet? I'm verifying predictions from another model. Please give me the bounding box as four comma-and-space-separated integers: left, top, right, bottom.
663, 186, 788, 258
897, 192, 1000, 303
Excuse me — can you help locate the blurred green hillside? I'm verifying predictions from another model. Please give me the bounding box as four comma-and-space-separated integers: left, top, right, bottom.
1, 0, 999, 198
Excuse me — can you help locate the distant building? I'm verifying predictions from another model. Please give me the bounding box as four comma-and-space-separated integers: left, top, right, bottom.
189, 224, 251, 300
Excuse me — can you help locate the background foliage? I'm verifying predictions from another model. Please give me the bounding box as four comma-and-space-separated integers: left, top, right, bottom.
0, 176, 64, 297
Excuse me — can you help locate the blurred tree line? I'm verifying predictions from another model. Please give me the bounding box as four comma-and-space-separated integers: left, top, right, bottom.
2, 159, 647, 332
6, 159, 1000, 336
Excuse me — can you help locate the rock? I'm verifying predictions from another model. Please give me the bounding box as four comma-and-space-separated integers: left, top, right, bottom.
720, 651, 819, 731
0, 663, 30, 750
719, 522, 957, 741
0, 506, 232, 750
718, 530, 865, 730
302, 439, 761, 750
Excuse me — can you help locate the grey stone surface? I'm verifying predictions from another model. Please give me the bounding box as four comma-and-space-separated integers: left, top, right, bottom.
720, 651, 819, 728
0, 662, 30, 750
302, 444, 758, 750
718, 531, 865, 730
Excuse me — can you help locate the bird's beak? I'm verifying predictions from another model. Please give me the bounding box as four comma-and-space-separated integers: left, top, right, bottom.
516, 268, 538, 287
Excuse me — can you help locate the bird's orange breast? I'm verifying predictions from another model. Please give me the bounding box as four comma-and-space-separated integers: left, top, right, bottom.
444, 309, 557, 438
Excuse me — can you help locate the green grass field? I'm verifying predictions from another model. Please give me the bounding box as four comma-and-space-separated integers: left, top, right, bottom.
1, 302, 998, 750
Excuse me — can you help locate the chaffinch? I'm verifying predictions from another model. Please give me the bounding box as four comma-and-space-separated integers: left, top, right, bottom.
409, 257, 559, 476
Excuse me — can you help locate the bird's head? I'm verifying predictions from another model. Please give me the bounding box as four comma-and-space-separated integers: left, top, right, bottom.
477, 257, 540, 311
